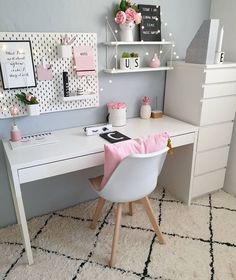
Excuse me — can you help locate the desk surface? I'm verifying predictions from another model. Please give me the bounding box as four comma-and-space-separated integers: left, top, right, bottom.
3, 116, 198, 170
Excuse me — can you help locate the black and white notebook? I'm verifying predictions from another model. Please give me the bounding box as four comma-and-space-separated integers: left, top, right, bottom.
99, 131, 130, 144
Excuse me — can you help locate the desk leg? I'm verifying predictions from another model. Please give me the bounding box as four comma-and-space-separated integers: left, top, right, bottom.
5, 154, 20, 225
8, 168, 34, 265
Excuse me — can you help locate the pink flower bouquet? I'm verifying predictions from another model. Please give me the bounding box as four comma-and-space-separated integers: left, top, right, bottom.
107, 101, 127, 110
114, 0, 142, 25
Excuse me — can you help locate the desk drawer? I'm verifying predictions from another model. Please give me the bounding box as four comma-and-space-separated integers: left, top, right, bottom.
171, 132, 196, 148
200, 95, 236, 125
205, 68, 236, 84
195, 146, 229, 176
203, 82, 236, 99
197, 122, 234, 152
192, 169, 226, 198
19, 152, 104, 184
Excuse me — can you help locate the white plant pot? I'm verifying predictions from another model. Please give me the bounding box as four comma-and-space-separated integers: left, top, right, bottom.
130, 57, 140, 69
120, 58, 130, 70
27, 104, 40, 116
108, 107, 127, 127
119, 22, 135, 42
57, 44, 72, 58
140, 104, 151, 119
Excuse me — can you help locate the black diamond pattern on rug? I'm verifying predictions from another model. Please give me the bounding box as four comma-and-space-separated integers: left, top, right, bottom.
0, 188, 236, 280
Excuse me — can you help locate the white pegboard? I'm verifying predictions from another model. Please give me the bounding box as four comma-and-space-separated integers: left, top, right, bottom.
0, 32, 99, 118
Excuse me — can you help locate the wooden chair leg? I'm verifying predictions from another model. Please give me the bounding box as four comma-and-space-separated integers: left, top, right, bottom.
90, 197, 106, 230
109, 203, 123, 267
141, 197, 166, 245
128, 202, 133, 216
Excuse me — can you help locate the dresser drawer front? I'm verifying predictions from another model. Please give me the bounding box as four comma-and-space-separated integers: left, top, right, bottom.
203, 82, 236, 98
195, 146, 229, 175
192, 169, 226, 198
200, 96, 236, 125
205, 68, 236, 84
197, 122, 234, 152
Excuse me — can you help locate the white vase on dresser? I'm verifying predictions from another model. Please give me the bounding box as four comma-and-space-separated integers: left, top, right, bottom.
164, 61, 236, 199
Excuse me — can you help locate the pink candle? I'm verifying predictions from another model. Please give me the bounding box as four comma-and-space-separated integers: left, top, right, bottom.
10, 125, 21, 142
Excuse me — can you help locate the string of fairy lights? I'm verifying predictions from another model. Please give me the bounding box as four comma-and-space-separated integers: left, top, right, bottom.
0, 3, 180, 117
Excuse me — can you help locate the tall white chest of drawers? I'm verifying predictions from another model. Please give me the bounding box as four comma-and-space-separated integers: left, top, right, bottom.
164, 61, 236, 199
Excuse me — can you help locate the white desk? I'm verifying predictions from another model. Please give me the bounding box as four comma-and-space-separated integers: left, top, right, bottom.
3, 116, 198, 265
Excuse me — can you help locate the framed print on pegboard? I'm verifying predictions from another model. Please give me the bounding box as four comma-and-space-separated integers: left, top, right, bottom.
138, 5, 161, 41
0, 40, 36, 90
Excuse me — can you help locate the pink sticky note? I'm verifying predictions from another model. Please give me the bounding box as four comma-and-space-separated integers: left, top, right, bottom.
37, 65, 53, 81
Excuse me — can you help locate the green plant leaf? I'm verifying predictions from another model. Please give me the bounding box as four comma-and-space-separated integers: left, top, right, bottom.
120, 0, 126, 11
121, 52, 130, 58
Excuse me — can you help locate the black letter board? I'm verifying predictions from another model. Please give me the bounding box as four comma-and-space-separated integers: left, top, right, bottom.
138, 5, 161, 41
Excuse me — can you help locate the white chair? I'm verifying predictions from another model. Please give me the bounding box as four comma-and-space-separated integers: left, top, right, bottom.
89, 147, 168, 267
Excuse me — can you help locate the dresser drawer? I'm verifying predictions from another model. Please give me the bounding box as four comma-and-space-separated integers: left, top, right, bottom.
205, 68, 236, 84
195, 146, 229, 175
200, 95, 236, 125
192, 169, 226, 198
203, 82, 236, 98
197, 122, 234, 152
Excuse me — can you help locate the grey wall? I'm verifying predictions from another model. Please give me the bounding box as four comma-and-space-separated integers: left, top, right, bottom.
0, 0, 211, 227
211, 0, 236, 196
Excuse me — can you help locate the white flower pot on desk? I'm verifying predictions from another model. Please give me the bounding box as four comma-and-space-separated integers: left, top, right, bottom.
27, 104, 40, 116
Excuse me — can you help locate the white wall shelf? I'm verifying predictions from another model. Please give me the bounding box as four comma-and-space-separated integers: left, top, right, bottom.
104, 41, 174, 46
60, 93, 96, 102
104, 66, 173, 74
104, 19, 174, 75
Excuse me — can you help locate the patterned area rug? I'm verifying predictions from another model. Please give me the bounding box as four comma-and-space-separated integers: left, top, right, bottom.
0, 187, 236, 280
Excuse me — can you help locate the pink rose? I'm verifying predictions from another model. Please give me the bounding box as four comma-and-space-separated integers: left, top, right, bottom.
10, 105, 19, 116
115, 11, 126, 25
107, 102, 126, 109
125, 8, 137, 23
26, 94, 32, 102
134, 13, 142, 24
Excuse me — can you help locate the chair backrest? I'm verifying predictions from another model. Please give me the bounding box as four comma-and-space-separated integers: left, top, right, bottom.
99, 147, 168, 202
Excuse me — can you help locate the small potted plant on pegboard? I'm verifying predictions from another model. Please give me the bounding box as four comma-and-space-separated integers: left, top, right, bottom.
16, 92, 40, 116
140, 96, 151, 119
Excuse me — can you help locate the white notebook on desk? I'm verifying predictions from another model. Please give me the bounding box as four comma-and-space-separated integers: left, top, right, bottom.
9, 132, 58, 150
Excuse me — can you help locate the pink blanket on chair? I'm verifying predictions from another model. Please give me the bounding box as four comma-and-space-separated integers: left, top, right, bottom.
100, 132, 169, 189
